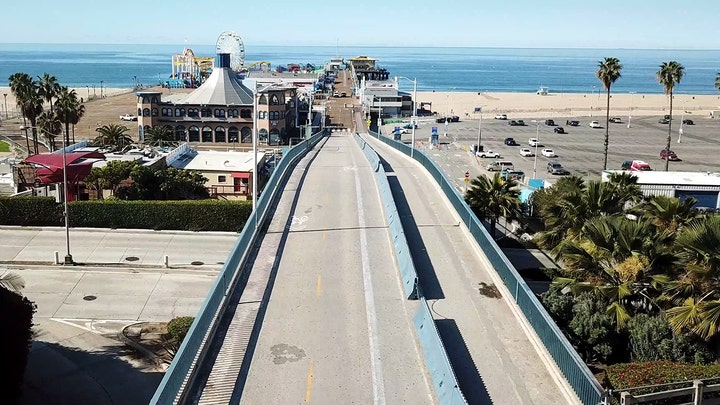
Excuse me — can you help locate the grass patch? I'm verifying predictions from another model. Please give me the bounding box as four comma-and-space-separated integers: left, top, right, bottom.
0, 141, 10, 152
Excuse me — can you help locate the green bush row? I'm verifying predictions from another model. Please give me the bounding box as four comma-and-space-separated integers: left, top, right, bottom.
606, 361, 720, 393
0, 197, 252, 232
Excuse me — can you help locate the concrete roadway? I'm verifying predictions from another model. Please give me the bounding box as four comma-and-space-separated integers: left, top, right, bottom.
235, 130, 435, 404
361, 131, 572, 404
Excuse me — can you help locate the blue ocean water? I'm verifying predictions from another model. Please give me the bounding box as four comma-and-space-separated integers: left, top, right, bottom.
0, 43, 718, 94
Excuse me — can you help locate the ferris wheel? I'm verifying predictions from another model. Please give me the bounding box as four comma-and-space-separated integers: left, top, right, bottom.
215, 31, 245, 71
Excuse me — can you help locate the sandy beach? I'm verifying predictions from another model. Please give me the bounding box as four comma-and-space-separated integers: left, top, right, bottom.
0, 86, 133, 117
417, 91, 720, 120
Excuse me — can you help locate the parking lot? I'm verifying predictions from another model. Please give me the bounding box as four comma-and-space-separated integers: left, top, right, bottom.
388, 113, 720, 184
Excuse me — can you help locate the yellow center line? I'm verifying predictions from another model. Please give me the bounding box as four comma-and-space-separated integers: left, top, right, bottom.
305, 359, 315, 402
316, 275, 322, 297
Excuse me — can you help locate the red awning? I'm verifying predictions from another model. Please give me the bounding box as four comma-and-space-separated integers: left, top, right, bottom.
231, 172, 252, 178
23, 151, 105, 184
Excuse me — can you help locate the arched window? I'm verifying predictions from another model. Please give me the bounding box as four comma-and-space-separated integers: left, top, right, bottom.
214, 127, 226, 142
161, 108, 171, 117
151, 96, 159, 103
269, 111, 280, 120
175, 108, 185, 117
258, 128, 268, 143
142, 96, 150, 104
270, 94, 280, 105
214, 109, 225, 118
269, 128, 280, 145
241, 127, 252, 143
240, 109, 251, 118
152, 108, 158, 117
188, 126, 200, 142
258, 111, 267, 120
228, 127, 239, 142
188, 108, 199, 118
201, 126, 213, 142
228, 109, 238, 118
143, 108, 150, 117
137, 108, 142, 116
201, 108, 212, 117
259, 95, 267, 105
175, 125, 186, 141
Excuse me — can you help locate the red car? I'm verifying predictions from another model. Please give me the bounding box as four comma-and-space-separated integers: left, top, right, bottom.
660, 149, 679, 161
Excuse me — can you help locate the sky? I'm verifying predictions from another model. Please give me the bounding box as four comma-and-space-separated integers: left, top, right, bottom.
1, 0, 717, 49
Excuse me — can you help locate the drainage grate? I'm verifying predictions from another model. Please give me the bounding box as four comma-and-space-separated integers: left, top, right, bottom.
83, 295, 97, 301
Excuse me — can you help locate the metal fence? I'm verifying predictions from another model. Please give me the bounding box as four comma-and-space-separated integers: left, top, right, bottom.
150, 130, 327, 404
371, 132, 607, 405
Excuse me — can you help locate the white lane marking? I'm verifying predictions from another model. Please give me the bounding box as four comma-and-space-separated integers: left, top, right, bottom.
354, 160, 386, 405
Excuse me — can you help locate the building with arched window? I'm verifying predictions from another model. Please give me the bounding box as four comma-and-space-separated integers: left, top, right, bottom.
136, 53, 299, 146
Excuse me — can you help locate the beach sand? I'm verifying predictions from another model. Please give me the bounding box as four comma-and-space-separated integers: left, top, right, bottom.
417, 91, 720, 120
0, 86, 132, 116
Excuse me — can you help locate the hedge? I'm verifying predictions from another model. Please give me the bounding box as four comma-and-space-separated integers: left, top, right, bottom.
0, 198, 253, 232
606, 361, 720, 392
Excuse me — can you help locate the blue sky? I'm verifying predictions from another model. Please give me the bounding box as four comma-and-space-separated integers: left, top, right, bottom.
1, 0, 716, 49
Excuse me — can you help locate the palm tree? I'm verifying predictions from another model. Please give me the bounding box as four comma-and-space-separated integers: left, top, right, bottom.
0, 270, 25, 293
9, 73, 44, 155
637, 195, 699, 234
464, 172, 521, 238
596, 57, 623, 170
8, 73, 34, 154
715, 72, 720, 92
144, 126, 177, 147
37, 73, 61, 113
93, 124, 133, 151
657, 61, 685, 171
37, 111, 62, 152
55, 87, 83, 147
70, 102, 85, 144
607, 171, 643, 203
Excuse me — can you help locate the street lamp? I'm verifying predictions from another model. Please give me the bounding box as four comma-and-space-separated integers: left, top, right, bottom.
627, 91, 636, 128
678, 99, 687, 143
252, 86, 258, 229
3, 93, 7, 119
476, 107, 483, 154
531, 120, 540, 179
395, 76, 417, 157
100, 80, 104, 98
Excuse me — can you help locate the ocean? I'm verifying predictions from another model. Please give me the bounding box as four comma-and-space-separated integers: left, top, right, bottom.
0, 43, 718, 95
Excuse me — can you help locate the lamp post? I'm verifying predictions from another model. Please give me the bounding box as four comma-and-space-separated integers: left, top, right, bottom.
395, 76, 417, 157
628, 91, 636, 128
252, 86, 258, 229
3, 93, 7, 119
476, 107, 482, 154
678, 99, 687, 143
100, 81, 104, 98
531, 120, 540, 179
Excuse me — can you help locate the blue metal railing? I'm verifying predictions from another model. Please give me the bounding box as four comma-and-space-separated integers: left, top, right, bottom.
371, 132, 607, 405
150, 130, 326, 404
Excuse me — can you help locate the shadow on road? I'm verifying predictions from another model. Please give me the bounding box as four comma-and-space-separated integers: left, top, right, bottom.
384, 156, 445, 300
435, 319, 493, 405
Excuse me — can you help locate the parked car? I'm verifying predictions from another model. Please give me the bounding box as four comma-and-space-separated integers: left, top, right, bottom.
630, 160, 652, 171
448, 115, 460, 122
659, 117, 670, 124
436, 115, 460, 123
333, 91, 340, 97
119, 114, 137, 121
500, 169, 525, 181
682, 119, 694, 125
610, 117, 623, 123
494, 113, 508, 120
486, 160, 515, 172
621, 160, 633, 170
403, 123, 418, 129
477, 149, 501, 158
566, 120, 580, 126
554, 127, 566, 134
528, 138, 539, 147
509, 119, 526, 126
504, 137, 518, 146
519, 148, 534, 157
589, 120, 602, 128
516, 119, 526, 126
340, 91, 347, 97
541, 148, 557, 158
660, 149, 679, 161
547, 161, 569, 175
544, 119, 556, 126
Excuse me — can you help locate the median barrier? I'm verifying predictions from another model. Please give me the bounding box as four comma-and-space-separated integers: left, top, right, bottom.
370, 130, 606, 405
151, 130, 327, 404
354, 133, 418, 299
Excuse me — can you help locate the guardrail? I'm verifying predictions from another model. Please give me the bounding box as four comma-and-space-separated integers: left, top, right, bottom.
370, 131, 607, 405
620, 379, 718, 404
150, 130, 327, 404
354, 133, 418, 299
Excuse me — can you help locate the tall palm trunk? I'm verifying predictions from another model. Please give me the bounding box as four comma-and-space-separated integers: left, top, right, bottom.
22, 116, 31, 155
604, 87, 611, 170
29, 118, 39, 155
71, 125, 75, 143
64, 122, 70, 147
665, 91, 673, 171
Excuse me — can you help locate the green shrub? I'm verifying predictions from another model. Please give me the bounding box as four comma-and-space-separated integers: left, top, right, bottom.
606, 361, 720, 391
628, 314, 714, 365
167, 316, 195, 343
0, 197, 63, 226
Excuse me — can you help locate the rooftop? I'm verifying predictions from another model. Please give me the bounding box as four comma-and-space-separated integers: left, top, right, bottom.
604, 170, 720, 186
169, 149, 265, 173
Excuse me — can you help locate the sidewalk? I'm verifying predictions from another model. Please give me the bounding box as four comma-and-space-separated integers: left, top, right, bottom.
0, 226, 239, 269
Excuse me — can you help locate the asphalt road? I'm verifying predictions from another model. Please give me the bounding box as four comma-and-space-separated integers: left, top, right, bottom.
388, 113, 720, 184
224, 130, 434, 404
362, 130, 570, 404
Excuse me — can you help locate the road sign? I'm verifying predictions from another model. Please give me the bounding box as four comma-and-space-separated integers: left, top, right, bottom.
465, 171, 470, 178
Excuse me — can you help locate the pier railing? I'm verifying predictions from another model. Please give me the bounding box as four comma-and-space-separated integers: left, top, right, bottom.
370, 131, 607, 405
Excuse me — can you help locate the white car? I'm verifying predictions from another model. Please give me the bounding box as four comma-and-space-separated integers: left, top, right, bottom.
541, 148, 557, 158
119, 114, 137, 121
494, 113, 507, 120
519, 148, 534, 157
528, 138, 539, 147
476, 149, 501, 158
589, 120, 601, 128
